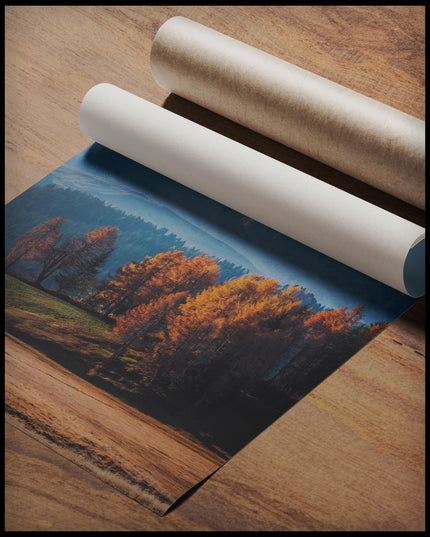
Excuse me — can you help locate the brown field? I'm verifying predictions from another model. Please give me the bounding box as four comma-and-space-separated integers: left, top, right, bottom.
5, 333, 225, 515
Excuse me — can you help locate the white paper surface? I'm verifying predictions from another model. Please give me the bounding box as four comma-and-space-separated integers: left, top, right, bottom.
79, 83, 425, 297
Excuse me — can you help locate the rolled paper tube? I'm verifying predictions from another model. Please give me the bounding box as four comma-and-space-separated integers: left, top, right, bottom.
79, 83, 425, 297
150, 16, 425, 210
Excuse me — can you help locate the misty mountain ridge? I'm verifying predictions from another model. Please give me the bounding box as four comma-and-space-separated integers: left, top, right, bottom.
44, 165, 258, 273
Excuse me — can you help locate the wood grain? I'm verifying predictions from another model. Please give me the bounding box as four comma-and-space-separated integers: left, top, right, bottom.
5, 5, 425, 531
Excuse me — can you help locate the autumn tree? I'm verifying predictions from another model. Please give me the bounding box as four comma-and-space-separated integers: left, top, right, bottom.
303, 305, 365, 343
109, 291, 189, 363
106, 252, 220, 363
145, 253, 221, 301
97, 251, 182, 315
97, 251, 220, 316
146, 275, 310, 403
54, 226, 118, 296
32, 225, 118, 287
269, 305, 375, 401
5, 216, 66, 272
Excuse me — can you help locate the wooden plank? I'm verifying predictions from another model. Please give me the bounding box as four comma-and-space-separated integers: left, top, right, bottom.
5, 5, 425, 531
5, 420, 209, 531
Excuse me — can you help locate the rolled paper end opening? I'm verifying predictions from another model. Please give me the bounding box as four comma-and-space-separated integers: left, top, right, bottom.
403, 236, 425, 297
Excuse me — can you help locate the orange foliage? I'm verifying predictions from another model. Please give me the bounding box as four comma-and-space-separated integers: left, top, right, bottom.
33, 225, 118, 286
5, 216, 66, 270
368, 322, 389, 335
98, 251, 219, 316
5, 216, 119, 288
115, 292, 188, 340
304, 305, 365, 342
148, 276, 310, 385
62, 226, 118, 272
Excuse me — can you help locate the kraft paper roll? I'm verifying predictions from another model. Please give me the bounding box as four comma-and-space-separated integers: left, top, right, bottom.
150, 16, 425, 210
80, 83, 424, 297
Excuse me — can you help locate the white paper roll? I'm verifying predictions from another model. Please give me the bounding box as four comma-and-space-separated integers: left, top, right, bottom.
150, 16, 425, 210
79, 83, 425, 297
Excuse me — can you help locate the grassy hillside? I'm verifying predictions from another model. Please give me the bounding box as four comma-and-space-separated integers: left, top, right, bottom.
5, 274, 108, 335
4, 274, 162, 406
5, 274, 117, 369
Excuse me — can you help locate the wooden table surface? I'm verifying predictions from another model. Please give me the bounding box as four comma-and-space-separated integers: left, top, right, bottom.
5, 6, 425, 531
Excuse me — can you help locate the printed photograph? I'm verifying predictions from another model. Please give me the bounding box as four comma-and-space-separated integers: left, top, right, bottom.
5, 143, 416, 514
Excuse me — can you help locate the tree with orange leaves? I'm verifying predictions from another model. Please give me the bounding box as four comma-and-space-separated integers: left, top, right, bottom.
97, 251, 219, 316
54, 226, 119, 296
146, 275, 310, 401
33, 225, 118, 287
106, 252, 220, 362
269, 305, 387, 400
303, 305, 365, 342
5, 216, 66, 272
109, 291, 189, 363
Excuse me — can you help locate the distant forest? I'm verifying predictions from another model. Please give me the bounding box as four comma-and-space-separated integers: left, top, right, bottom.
5, 184, 248, 284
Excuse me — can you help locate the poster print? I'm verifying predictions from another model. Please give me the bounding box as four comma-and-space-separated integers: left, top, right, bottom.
5, 143, 416, 514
